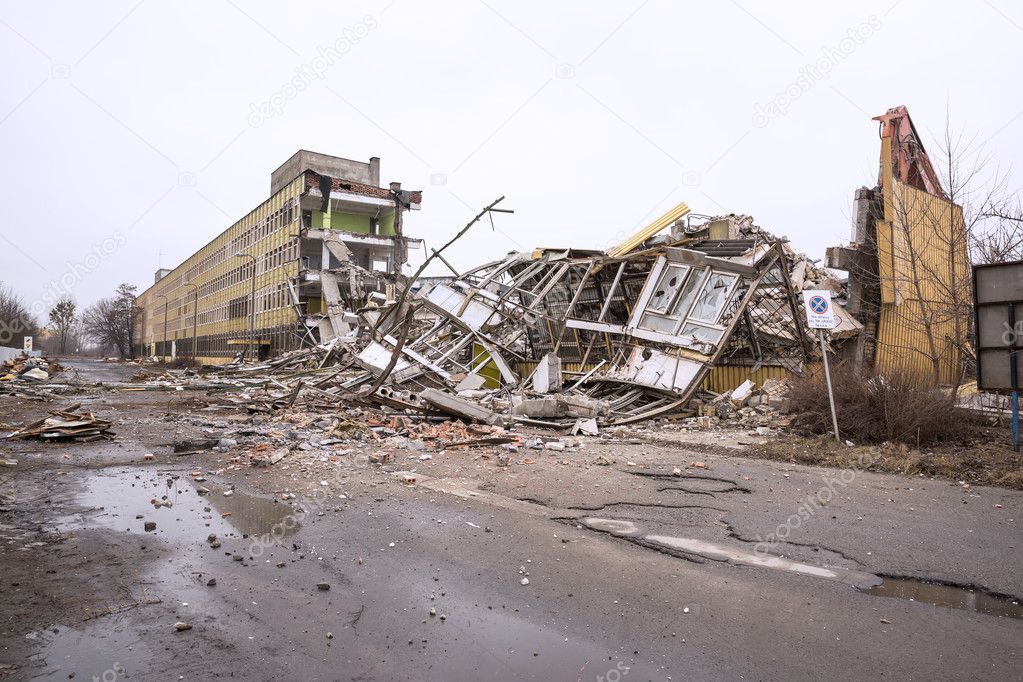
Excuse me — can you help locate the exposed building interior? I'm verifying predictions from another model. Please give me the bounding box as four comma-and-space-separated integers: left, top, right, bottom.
136, 151, 422, 362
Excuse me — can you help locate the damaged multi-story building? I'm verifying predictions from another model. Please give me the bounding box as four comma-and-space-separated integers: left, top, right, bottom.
137, 151, 423, 362
136, 105, 967, 430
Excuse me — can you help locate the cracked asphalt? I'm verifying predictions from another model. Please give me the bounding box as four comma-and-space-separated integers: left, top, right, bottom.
1, 360, 1021, 680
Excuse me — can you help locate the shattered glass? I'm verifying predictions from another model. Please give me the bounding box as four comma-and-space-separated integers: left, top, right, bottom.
670, 268, 706, 318
647, 265, 689, 313
689, 273, 737, 322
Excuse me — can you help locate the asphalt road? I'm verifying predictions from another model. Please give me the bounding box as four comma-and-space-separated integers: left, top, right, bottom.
1, 360, 1020, 681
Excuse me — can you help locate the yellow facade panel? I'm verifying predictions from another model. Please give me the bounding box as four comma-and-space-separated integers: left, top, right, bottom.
137, 175, 306, 360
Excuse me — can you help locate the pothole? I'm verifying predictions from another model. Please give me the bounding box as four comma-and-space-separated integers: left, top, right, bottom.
865, 578, 1023, 620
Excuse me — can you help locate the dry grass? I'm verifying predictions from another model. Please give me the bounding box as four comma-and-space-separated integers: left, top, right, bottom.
787, 363, 980, 446
747, 434, 1023, 489
764, 364, 1023, 487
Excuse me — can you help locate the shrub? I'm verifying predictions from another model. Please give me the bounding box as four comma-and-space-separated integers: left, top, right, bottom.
787, 363, 978, 446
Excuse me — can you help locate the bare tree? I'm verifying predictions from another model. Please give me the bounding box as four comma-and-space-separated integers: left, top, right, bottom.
48, 297, 76, 354
972, 198, 1023, 264
82, 283, 138, 358
0, 281, 39, 350
853, 107, 1020, 390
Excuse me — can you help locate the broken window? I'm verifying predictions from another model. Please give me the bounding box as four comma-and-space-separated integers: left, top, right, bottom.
633, 259, 742, 352
670, 268, 706, 318
689, 273, 737, 322
679, 323, 724, 345
646, 264, 689, 313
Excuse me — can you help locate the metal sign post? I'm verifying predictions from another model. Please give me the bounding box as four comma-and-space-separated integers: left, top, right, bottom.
1010, 303, 1020, 453
802, 291, 840, 442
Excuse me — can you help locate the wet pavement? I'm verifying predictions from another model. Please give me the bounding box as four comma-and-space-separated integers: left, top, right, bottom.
1, 359, 1022, 680
866, 577, 1023, 620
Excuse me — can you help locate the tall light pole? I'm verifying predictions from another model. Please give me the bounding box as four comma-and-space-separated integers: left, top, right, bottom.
156, 293, 168, 361
235, 252, 257, 362
183, 283, 199, 359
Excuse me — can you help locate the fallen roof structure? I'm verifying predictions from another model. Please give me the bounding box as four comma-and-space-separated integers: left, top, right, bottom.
289, 200, 823, 427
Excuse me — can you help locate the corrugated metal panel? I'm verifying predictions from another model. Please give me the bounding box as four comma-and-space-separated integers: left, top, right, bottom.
607, 202, 690, 258
877, 195, 965, 306
874, 303, 963, 384
514, 361, 602, 377
514, 361, 800, 395
701, 364, 796, 394
871, 137, 969, 384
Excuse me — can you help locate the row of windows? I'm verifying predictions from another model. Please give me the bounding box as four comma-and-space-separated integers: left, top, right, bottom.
259, 282, 291, 314
183, 197, 299, 284
261, 240, 298, 276
229, 296, 249, 319
196, 239, 298, 299
196, 282, 292, 326
153, 325, 300, 359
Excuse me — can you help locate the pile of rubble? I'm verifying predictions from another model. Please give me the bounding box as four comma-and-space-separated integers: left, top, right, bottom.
686, 378, 793, 430
8, 201, 812, 453
119, 202, 824, 443
1, 354, 62, 382
3, 404, 114, 442
0, 354, 80, 401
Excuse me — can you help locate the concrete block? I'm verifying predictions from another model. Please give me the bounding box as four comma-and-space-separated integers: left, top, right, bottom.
532, 353, 562, 394
419, 387, 499, 424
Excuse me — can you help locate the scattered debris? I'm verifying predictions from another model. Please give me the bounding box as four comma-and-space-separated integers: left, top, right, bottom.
0, 353, 62, 382
3, 404, 114, 442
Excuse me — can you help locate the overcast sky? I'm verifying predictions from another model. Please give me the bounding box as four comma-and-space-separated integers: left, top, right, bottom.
1, 0, 1021, 320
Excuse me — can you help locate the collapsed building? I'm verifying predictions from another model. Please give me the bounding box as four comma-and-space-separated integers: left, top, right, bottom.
310, 201, 832, 426
137, 106, 969, 429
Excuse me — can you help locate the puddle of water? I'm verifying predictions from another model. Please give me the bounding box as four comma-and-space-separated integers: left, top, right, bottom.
27, 619, 150, 680
60, 467, 300, 544
866, 578, 1023, 620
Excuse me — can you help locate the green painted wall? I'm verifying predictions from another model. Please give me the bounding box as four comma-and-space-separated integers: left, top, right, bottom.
312, 210, 396, 236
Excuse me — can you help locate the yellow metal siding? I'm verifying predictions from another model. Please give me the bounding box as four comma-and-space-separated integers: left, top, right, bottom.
607, 202, 690, 258
872, 159, 970, 384
874, 303, 963, 384
701, 364, 796, 394
136, 175, 305, 358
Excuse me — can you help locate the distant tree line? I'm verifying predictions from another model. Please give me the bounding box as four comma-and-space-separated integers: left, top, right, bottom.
0, 281, 139, 358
